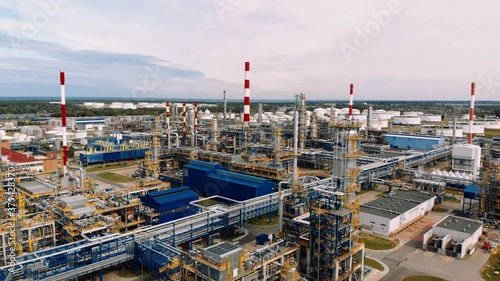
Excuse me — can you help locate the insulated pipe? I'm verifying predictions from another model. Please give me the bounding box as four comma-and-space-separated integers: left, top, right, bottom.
243, 62, 250, 125
182, 101, 187, 141
223, 90, 227, 120
349, 83, 354, 120
194, 101, 198, 146
166, 101, 171, 149
60, 70, 68, 175
468, 82, 475, 144
292, 96, 299, 184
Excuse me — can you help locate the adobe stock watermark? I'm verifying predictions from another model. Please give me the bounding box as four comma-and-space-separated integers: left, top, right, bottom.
339, 0, 404, 63
4, 165, 21, 275
212, 0, 244, 21
124, 65, 162, 100
8, 0, 67, 56
476, 74, 500, 99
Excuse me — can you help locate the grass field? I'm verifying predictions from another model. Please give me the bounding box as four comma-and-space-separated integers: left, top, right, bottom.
446, 189, 464, 196
481, 250, 500, 281
364, 258, 384, 271
401, 276, 448, 281
359, 232, 399, 250
248, 213, 279, 226
96, 172, 135, 183
433, 207, 448, 213
86, 161, 137, 172
443, 196, 461, 203
485, 129, 500, 138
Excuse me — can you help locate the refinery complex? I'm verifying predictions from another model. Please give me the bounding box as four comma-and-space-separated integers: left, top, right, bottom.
1, 63, 500, 281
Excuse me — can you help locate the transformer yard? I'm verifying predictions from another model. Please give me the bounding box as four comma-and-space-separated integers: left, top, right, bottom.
0, 69, 500, 281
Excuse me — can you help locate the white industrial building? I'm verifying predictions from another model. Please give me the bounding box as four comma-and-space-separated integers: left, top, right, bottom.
360, 190, 435, 236
422, 215, 482, 259
451, 144, 481, 180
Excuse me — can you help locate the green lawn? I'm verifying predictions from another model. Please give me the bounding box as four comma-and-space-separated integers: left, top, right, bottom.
433, 207, 448, 213
481, 251, 500, 281
248, 213, 279, 226
443, 196, 461, 203
359, 232, 399, 250
197, 198, 219, 207
364, 258, 384, 271
402, 276, 448, 281
86, 161, 137, 172
445, 189, 464, 196
96, 172, 135, 183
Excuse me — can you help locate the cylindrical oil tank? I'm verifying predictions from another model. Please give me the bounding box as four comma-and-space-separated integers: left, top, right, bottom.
53, 139, 62, 150
393, 115, 421, 125
420, 115, 442, 122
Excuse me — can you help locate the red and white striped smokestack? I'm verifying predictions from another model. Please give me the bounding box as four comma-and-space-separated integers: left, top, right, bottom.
243, 62, 250, 125
468, 82, 476, 144
60, 70, 68, 174
349, 83, 354, 120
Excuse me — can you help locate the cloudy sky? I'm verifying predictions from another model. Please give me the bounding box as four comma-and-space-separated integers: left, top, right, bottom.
0, 0, 499, 101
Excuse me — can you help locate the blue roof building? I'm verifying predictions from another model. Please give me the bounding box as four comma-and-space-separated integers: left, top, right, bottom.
384, 133, 444, 151
139, 186, 199, 224
183, 160, 275, 201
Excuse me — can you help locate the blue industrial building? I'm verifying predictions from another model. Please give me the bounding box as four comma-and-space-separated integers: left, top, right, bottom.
183, 160, 275, 201
384, 133, 444, 151
139, 186, 199, 224
79, 148, 148, 166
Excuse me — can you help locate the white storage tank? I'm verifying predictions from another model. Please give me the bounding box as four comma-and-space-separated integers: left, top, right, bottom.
403, 111, 424, 116
393, 116, 421, 125
352, 115, 367, 121
461, 123, 485, 135
313, 108, 327, 117
435, 127, 463, 137
420, 115, 442, 122
372, 112, 393, 120
477, 120, 500, 129
387, 111, 401, 117
32, 128, 44, 138
45, 130, 62, 139
14, 133, 27, 141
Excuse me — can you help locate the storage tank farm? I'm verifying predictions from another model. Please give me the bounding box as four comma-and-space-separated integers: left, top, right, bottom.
2, 68, 500, 281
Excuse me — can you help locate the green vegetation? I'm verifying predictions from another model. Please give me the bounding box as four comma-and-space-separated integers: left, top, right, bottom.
443, 196, 461, 203
198, 198, 219, 207
96, 172, 135, 183
433, 207, 448, 213
481, 250, 500, 281
376, 191, 390, 198
248, 213, 279, 226
359, 232, 399, 250
485, 129, 500, 138
0, 100, 499, 118
86, 162, 136, 172
446, 189, 464, 196
364, 258, 384, 271
401, 276, 448, 281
